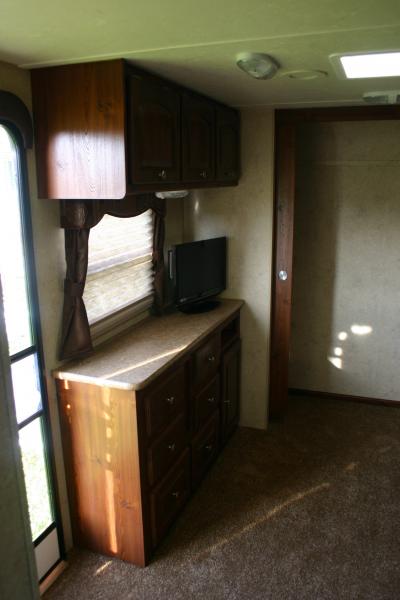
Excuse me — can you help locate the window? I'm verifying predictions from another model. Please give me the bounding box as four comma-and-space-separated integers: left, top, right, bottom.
84, 209, 155, 338
0, 122, 62, 580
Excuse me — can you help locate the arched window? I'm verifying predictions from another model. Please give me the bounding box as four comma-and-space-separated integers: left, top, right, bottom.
0, 93, 63, 582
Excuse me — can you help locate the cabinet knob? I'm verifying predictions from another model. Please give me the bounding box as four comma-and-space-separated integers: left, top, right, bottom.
207, 396, 215, 403
158, 169, 167, 180
208, 355, 215, 362
168, 443, 176, 452
171, 491, 180, 499
205, 444, 213, 452
200, 170, 207, 179
166, 396, 175, 405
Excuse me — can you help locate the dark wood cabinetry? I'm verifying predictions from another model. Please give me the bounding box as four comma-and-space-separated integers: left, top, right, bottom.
221, 338, 241, 442
182, 92, 215, 183
55, 302, 242, 566
31, 60, 127, 200
127, 71, 181, 185
31, 59, 240, 199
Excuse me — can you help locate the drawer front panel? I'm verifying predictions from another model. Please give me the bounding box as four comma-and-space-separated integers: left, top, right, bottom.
193, 334, 221, 391
194, 374, 220, 431
147, 414, 188, 486
150, 449, 191, 547
192, 412, 219, 488
144, 366, 186, 439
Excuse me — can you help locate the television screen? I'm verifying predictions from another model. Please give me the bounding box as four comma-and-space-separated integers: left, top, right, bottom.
170, 237, 226, 308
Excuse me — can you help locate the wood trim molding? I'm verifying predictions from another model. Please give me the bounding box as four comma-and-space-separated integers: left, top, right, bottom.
268, 123, 296, 420
290, 388, 400, 408
0, 91, 33, 148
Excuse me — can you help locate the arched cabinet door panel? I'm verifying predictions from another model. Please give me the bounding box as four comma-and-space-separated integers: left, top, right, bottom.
182, 92, 215, 183
127, 73, 181, 185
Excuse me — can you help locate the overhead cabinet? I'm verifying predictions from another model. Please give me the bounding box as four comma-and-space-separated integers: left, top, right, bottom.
182, 92, 215, 183
127, 70, 181, 185
31, 59, 240, 199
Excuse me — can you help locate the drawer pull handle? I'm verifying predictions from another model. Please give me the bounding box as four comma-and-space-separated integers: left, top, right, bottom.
171, 491, 180, 499
168, 443, 176, 452
166, 396, 175, 405
205, 444, 213, 452
208, 355, 215, 362
207, 397, 215, 403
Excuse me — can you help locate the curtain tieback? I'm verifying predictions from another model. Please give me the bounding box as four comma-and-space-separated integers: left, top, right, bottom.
64, 279, 84, 298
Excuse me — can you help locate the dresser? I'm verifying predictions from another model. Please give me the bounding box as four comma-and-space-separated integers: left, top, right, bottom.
54, 299, 243, 566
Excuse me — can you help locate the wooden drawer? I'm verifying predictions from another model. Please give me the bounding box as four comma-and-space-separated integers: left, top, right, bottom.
147, 414, 188, 486
193, 333, 221, 391
194, 374, 220, 431
221, 338, 241, 443
150, 449, 191, 548
192, 412, 219, 488
144, 366, 186, 439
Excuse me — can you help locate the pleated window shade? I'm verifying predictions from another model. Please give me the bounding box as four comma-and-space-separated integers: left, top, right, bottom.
84, 210, 154, 325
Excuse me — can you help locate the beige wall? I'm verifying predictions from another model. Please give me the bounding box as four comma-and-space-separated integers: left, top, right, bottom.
290, 120, 400, 401
184, 108, 275, 429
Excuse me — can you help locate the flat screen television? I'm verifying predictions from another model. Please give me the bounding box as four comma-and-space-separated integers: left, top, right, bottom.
169, 237, 226, 312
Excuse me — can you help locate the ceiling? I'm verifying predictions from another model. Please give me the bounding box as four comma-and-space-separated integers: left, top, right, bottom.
1, 0, 400, 107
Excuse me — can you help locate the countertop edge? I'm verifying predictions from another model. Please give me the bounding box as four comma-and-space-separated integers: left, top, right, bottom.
53, 300, 244, 391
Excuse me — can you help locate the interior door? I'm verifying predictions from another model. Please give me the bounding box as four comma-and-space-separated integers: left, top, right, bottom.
268, 121, 296, 419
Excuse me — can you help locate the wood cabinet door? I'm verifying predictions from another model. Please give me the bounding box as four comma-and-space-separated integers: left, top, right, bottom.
31, 60, 127, 199
127, 71, 181, 184
216, 107, 240, 183
221, 339, 241, 442
182, 92, 215, 182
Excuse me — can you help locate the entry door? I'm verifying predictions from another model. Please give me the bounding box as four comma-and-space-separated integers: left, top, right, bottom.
0, 123, 63, 581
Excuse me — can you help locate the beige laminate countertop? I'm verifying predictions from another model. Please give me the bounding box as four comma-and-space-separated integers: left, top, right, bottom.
53, 299, 243, 391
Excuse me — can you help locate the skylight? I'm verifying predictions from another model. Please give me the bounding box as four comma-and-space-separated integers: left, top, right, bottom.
340, 52, 400, 79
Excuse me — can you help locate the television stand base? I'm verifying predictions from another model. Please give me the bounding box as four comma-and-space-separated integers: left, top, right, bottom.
179, 299, 221, 314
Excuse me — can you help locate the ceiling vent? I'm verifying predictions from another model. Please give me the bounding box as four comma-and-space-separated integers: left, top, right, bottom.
362, 91, 400, 105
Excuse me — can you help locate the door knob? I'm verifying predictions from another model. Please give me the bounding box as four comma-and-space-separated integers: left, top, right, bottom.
278, 270, 288, 281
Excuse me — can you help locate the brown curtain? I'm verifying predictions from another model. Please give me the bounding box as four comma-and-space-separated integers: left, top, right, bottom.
59, 195, 166, 361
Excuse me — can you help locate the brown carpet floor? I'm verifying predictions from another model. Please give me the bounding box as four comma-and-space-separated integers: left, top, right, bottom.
45, 396, 400, 600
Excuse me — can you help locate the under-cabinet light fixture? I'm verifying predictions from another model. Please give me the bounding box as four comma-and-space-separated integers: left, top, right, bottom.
336, 52, 400, 79
236, 53, 279, 80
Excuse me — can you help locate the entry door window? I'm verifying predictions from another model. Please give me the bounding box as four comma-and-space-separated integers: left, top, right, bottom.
0, 124, 62, 580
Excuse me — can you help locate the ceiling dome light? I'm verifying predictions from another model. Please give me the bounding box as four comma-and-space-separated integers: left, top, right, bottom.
236, 53, 279, 80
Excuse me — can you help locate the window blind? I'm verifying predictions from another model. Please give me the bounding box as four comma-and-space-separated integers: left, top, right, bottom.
84, 210, 154, 325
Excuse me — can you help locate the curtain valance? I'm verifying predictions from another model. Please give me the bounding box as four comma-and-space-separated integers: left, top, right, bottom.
59, 195, 166, 361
